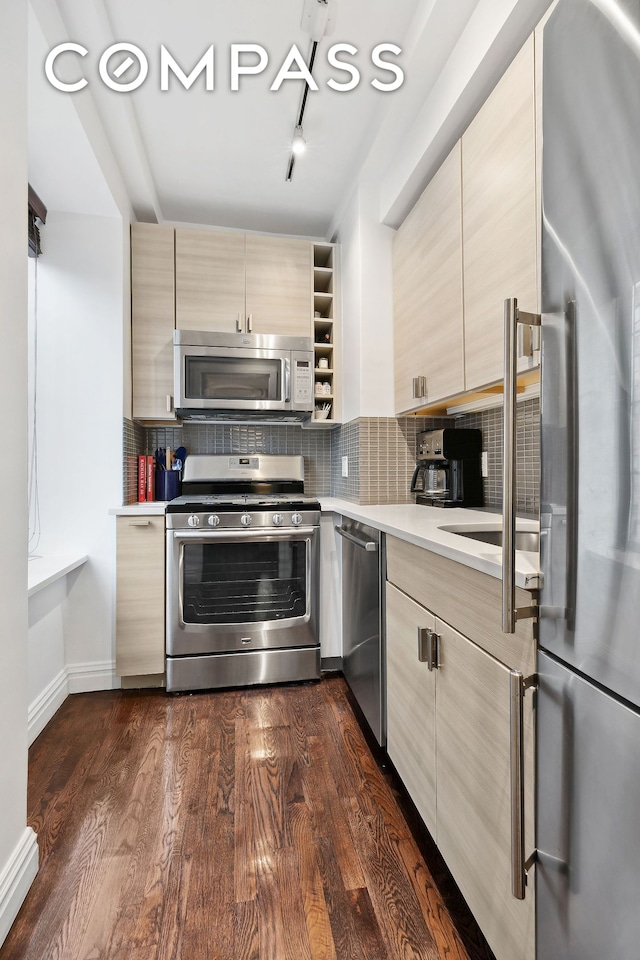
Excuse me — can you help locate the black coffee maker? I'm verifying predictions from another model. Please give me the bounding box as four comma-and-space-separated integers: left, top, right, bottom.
411, 428, 483, 507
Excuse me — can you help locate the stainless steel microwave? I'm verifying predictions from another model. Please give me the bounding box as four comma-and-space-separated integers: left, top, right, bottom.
173, 330, 315, 421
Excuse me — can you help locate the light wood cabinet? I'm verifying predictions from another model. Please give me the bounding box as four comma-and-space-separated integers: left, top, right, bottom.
245, 234, 312, 337
385, 536, 536, 960
392, 32, 542, 411
436, 619, 535, 960
115, 516, 165, 677
175, 229, 245, 333
385, 583, 437, 837
133, 225, 321, 420
175, 230, 312, 338
393, 142, 464, 413
131, 223, 176, 421
385, 535, 535, 675
462, 36, 538, 390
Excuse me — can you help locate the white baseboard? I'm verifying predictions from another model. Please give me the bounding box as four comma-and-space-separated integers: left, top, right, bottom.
27, 669, 69, 747
67, 660, 119, 695
0, 828, 38, 949
28, 661, 119, 745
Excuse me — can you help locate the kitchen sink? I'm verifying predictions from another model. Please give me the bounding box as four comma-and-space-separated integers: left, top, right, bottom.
439, 525, 539, 552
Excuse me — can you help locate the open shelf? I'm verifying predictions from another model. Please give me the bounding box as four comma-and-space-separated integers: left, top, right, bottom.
313, 244, 333, 269
311, 242, 339, 425
313, 293, 334, 318
313, 267, 333, 294
314, 319, 333, 344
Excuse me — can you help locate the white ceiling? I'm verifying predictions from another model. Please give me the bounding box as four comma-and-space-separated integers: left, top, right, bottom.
29, 0, 486, 236
28, 5, 120, 219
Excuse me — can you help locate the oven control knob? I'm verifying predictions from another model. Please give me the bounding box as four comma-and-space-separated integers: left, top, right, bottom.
208, 514, 220, 527
291, 513, 303, 526
187, 514, 200, 527
240, 513, 252, 527
272, 513, 284, 526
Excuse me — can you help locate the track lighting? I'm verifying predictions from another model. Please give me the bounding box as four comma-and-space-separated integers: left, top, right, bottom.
291, 125, 306, 155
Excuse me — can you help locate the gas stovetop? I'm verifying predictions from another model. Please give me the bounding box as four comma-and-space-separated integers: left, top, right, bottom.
165, 492, 321, 530
166, 493, 320, 513
165, 454, 320, 529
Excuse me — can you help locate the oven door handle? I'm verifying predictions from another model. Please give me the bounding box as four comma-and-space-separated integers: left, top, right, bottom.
170, 527, 318, 540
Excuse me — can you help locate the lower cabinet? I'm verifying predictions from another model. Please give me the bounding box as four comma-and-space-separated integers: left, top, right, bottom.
385, 538, 535, 960
115, 516, 165, 678
386, 584, 436, 837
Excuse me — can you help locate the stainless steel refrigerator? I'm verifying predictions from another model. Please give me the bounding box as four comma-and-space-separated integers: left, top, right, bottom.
537, 0, 640, 956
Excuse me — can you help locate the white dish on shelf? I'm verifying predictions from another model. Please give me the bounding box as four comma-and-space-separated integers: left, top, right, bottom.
314, 403, 331, 420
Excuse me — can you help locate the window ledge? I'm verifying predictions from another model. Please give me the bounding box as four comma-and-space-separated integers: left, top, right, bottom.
28, 555, 89, 598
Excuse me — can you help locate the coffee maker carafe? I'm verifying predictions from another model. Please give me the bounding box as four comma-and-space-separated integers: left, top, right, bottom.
411, 428, 483, 507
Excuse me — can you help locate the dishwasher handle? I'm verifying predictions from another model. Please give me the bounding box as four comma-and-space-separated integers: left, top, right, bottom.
335, 525, 378, 552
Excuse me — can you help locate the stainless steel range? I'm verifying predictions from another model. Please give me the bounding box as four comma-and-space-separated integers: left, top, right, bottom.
165, 455, 320, 692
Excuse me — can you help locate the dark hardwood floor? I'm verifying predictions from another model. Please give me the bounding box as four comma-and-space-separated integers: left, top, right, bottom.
1, 677, 494, 960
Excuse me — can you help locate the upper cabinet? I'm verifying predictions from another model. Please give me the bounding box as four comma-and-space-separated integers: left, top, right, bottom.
131, 223, 176, 421
175, 231, 312, 338
245, 235, 312, 337
392, 32, 540, 414
393, 142, 465, 414
132, 225, 324, 422
175, 229, 245, 334
462, 36, 538, 391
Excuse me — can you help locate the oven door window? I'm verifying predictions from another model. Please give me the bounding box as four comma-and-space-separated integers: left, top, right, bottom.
184, 356, 282, 402
182, 539, 308, 624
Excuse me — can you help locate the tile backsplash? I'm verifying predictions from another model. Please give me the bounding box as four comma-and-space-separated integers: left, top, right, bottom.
123, 418, 146, 504
124, 421, 332, 502
123, 396, 540, 514
331, 417, 450, 504
455, 397, 540, 515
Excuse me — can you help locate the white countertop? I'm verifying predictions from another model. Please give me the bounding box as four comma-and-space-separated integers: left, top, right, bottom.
110, 502, 168, 516
28, 554, 89, 597
110, 498, 540, 590
320, 499, 540, 591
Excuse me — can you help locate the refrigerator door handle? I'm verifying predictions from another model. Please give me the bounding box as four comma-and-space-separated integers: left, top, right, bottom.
565, 300, 579, 632
502, 297, 541, 633
510, 670, 537, 899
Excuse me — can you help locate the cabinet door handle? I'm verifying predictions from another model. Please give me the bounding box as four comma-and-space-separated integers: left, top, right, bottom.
236, 314, 242, 333
166, 394, 173, 413
412, 376, 427, 399
247, 314, 253, 333
417, 627, 439, 669
510, 671, 537, 899
128, 520, 151, 526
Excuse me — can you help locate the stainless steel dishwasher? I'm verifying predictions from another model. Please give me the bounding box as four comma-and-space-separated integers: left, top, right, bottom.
335, 519, 385, 746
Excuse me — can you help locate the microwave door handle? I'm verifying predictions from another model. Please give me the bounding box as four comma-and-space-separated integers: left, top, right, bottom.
284, 358, 291, 402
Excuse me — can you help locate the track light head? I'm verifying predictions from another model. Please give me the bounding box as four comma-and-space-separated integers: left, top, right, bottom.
292, 125, 306, 155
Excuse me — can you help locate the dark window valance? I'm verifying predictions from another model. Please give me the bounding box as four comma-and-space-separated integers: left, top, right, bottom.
28, 184, 47, 258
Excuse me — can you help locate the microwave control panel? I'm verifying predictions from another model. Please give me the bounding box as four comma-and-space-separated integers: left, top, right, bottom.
293, 357, 313, 405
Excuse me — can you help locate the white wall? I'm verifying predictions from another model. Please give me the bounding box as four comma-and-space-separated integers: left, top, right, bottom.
0, 0, 39, 946
27, 579, 68, 743
337, 183, 396, 421
30, 213, 124, 691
